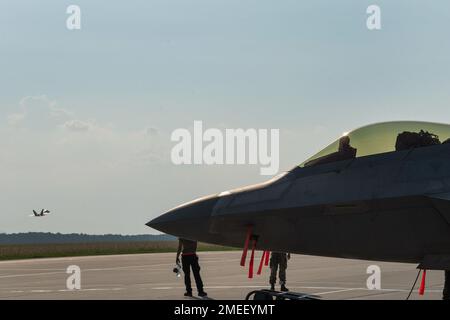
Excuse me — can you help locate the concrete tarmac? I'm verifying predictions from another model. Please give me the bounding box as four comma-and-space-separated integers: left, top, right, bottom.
0, 251, 445, 300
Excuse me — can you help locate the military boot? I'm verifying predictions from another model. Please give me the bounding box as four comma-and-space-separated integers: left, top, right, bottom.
280, 284, 289, 292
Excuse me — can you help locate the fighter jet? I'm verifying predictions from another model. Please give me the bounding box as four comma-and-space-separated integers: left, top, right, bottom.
147, 121, 450, 297
30, 209, 51, 217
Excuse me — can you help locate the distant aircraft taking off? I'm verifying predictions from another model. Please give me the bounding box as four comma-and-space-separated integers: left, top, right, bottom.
30, 209, 51, 217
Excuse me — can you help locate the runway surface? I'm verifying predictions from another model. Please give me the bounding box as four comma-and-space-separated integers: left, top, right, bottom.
0, 251, 445, 300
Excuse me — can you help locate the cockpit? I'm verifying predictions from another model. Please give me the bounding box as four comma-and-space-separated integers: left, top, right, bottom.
301, 121, 450, 167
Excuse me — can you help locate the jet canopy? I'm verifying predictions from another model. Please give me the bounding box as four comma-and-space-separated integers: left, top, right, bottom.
301, 121, 450, 167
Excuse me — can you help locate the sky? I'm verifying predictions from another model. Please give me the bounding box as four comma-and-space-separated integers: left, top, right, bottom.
1, 1, 450, 234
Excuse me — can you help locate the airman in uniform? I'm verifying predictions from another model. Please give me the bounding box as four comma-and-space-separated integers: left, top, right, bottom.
269, 252, 290, 292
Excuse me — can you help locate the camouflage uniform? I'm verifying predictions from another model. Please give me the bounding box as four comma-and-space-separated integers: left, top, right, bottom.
270, 252, 288, 286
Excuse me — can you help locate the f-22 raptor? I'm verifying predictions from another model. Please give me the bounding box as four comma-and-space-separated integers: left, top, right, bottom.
30, 209, 51, 217
148, 121, 450, 299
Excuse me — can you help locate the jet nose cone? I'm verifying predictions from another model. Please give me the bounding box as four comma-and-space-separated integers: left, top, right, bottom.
146, 195, 219, 239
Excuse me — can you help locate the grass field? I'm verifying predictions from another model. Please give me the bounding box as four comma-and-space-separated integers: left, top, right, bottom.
0, 241, 237, 261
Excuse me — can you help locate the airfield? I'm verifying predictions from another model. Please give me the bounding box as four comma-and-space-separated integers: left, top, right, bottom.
0, 251, 445, 300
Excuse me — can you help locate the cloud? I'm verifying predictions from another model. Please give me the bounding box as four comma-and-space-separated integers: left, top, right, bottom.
7, 113, 26, 126
63, 119, 92, 132
7, 95, 72, 130
18, 95, 72, 118
3, 95, 168, 178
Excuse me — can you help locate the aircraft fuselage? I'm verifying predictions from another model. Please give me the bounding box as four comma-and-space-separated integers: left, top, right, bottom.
149, 142, 450, 268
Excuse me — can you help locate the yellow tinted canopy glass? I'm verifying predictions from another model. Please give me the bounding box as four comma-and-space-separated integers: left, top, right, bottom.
301, 121, 450, 167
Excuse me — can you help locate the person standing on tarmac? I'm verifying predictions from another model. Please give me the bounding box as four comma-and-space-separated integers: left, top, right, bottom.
269, 252, 290, 292
176, 238, 207, 297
